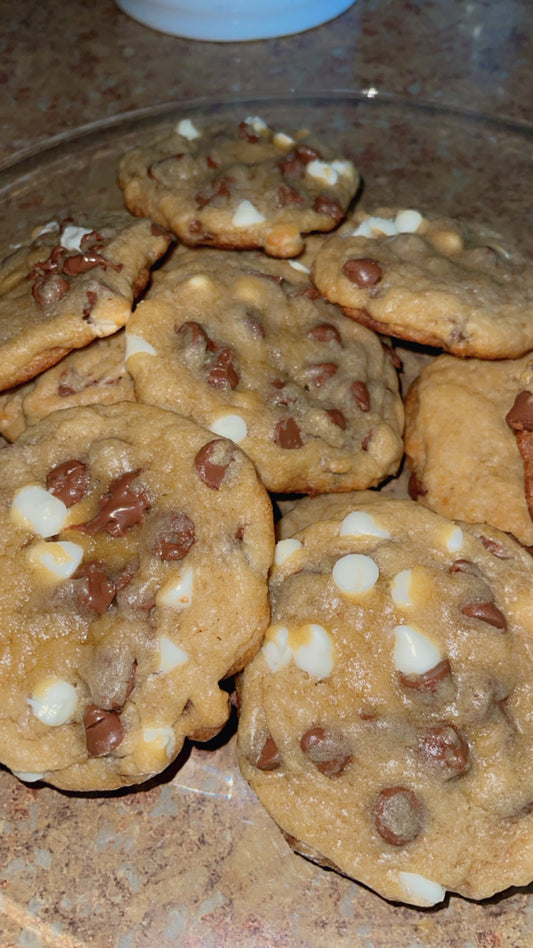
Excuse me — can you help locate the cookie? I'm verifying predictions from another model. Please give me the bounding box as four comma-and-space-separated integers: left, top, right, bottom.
0, 331, 136, 442
118, 114, 359, 258
311, 207, 533, 358
404, 351, 533, 547
0, 402, 273, 791
236, 495, 533, 906
0, 214, 172, 392
125, 248, 404, 495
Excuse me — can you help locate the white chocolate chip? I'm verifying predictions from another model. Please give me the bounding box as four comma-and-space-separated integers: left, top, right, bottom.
13, 771, 45, 783
60, 224, 94, 252
27, 540, 84, 581
288, 259, 311, 273
331, 159, 355, 180
125, 332, 157, 361
274, 537, 303, 566
398, 871, 446, 907
340, 510, 390, 539
209, 413, 248, 443
243, 115, 268, 134
273, 131, 295, 150
262, 624, 292, 672
441, 524, 464, 553
28, 678, 78, 726
394, 209, 423, 233
306, 159, 339, 187
293, 623, 334, 678
232, 200, 266, 227
156, 566, 193, 609
352, 216, 398, 238
11, 485, 69, 538
142, 726, 176, 760
158, 635, 189, 671
176, 118, 200, 140
390, 569, 414, 607
332, 553, 379, 596
393, 624, 443, 675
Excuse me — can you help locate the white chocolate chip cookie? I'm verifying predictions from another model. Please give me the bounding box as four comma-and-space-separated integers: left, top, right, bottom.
0, 402, 273, 791
125, 248, 404, 495
0, 214, 172, 392
118, 115, 359, 258
237, 494, 533, 906
311, 207, 533, 358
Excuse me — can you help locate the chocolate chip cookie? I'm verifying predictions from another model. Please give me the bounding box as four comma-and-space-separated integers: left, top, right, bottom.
237, 494, 533, 905
125, 247, 404, 495
0, 214, 172, 392
118, 114, 359, 258
0, 402, 273, 791
0, 331, 136, 442
404, 351, 533, 547
311, 207, 533, 358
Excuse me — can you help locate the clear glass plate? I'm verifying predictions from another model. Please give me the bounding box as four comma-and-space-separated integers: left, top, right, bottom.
0, 94, 532, 948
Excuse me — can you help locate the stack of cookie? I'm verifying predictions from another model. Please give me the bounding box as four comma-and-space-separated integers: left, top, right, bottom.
0, 113, 532, 908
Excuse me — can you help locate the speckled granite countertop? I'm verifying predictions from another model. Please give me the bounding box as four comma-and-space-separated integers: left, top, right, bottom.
1, 2, 533, 946
1, 0, 532, 168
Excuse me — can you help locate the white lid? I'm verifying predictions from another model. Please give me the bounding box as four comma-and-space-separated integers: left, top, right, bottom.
116, 0, 356, 41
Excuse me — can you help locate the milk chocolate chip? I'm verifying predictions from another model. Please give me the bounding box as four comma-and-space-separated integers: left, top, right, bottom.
72, 470, 150, 536
374, 786, 425, 846
274, 417, 303, 449
506, 389, 533, 432
461, 600, 507, 631
306, 323, 342, 344
84, 705, 125, 757
399, 659, 453, 694
350, 380, 371, 412
152, 511, 196, 560
207, 348, 239, 389
419, 724, 470, 778
342, 258, 383, 288
300, 726, 352, 777
75, 560, 116, 615
47, 458, 89, 506
255, 735, 281, 771
194, 439, 235, 489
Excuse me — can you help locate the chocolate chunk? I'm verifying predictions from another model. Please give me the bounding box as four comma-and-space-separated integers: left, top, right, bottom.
274, 417, 303, 449
72, 470, 150, 536
47, 458, 89, 506
207, 348, 239, 389
255, 735, 281, 771
506, 390, 533, 432
419, 724, 470, 778
306, 363, 338, 387
461, 600, 507, 631
374, 786, 425, 846
300, 726, 352, 777
350, 380, 371, 412
194, 439, 235, 490
399, 659, 452, 693
342, 258, 384, 288
152, 511, 196, 560
306, 323, 342, 344
75, 560, 116, 615
314, 196, 344, 223
84, 705, 125, 757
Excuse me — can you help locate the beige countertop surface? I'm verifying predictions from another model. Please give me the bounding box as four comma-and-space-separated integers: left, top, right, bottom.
1, 2, 533, 946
